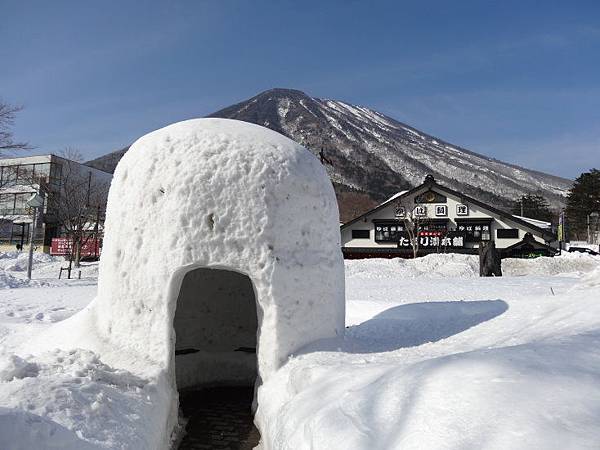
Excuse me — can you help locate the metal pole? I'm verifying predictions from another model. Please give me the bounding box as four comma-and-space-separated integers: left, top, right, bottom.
588, 214, 591, 244
26, 206, 38, 280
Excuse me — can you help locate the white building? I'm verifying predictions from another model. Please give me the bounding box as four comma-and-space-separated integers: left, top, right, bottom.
341, 175, 558, 258
0, 154, 112, 252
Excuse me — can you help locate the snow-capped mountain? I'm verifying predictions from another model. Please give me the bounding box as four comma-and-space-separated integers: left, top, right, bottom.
87, 88, 571, 221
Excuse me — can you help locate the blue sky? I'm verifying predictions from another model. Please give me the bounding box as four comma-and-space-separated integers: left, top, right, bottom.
1, 0, 599, 178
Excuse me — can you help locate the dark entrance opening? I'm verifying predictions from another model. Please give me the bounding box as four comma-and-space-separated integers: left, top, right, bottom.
174, 268, 260, 449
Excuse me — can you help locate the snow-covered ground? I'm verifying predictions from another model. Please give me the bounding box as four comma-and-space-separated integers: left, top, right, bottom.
260, 253, 600, 450
1, 251, 600, 449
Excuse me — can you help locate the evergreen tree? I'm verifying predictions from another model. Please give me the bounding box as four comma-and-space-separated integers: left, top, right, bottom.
565, 169, 600, 240
511, 194, 554, 223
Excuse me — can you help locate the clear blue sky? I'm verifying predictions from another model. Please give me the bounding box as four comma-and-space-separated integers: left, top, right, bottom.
2, 0, 599, 178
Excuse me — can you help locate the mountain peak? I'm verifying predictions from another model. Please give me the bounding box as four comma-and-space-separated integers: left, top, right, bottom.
255, 88, 309, 98
88, 88, 572, 221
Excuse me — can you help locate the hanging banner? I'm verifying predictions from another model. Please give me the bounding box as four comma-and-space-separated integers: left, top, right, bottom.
558, 211, 565, 241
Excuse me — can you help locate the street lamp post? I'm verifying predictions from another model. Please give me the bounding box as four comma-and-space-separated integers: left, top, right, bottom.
588, 211, 600, 244
26, 193, 44, 280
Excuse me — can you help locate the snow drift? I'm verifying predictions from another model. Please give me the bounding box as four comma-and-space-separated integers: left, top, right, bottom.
344, 252, 600, 280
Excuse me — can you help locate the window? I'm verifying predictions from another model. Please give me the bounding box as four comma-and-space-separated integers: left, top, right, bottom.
0, 192, 36, 215
13, 193, 32, 215
7, 222, 29, 246
49, 163, 62, 186
1, 166, 18, 187
352, 229, 370, 239
374, 222, 405, 242
0, 194, 15, 214
497, 228, 519, 239
456, 219, 492, 242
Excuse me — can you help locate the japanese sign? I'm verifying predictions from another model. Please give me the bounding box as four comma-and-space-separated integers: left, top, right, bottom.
435, 205, 447, 216
457, 223, 491, 241
50, 238, 101, 257
456, 204, 469, 216
397, 231, 465, 249
413, 205, 427, 217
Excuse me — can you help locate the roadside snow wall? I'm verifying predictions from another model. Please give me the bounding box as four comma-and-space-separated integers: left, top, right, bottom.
93, 118, 345, 446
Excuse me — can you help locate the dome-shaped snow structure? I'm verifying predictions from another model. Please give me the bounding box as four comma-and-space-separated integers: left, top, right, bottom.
94, 118, 345, 443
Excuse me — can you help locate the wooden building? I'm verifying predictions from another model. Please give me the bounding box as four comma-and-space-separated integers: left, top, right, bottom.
341, 175, 558, 259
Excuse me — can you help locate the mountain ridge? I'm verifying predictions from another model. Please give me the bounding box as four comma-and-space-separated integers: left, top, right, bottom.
86, 88, 571, 222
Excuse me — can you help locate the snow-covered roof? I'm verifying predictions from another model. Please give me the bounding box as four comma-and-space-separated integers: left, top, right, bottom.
512, 215, 552, 229
381, 190, 408, 205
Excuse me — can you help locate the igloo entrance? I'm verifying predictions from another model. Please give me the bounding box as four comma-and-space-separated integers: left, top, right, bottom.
174, 267, 259, 390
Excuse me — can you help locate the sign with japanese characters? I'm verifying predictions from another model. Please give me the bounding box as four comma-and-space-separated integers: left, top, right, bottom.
394, 205, 406, 218
456, 204, 469, 216
396, 231, 465, 249
457, 222, 490, 241
435, 205, 447, 216
413, 205, 427, 217
50, 238, 102, 257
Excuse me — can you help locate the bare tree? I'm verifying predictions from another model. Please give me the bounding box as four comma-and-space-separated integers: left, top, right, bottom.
0, 100, 30, 154
58, 147, 84, 162
49, 157, 109, 268
396, 202, 429, 258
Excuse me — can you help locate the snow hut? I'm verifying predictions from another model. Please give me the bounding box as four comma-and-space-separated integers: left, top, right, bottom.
94, 118, 345, 441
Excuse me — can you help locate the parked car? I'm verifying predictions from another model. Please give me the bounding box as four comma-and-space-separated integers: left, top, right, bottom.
568, 246, 599, 256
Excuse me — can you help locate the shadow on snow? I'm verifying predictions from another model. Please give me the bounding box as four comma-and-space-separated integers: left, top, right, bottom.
304, 300, 508, 354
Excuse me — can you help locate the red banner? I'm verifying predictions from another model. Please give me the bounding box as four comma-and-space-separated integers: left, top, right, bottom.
50, 238, 101, 257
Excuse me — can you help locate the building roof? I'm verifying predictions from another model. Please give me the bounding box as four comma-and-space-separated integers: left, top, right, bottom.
0, 154, 114, 176
341, 175, 557, 241
512, 215, 552, 229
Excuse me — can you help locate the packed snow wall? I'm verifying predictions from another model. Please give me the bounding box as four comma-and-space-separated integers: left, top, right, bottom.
93, 118, 345, 445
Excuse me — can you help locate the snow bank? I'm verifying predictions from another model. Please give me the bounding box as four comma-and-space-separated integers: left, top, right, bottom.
0, 349, 166, 450
259, 332, 600, 450
345, 252, 600, 279
0, 251, 56, 272
503, 252, 600, 277
578, 266, 600, 289
344, 253, 480, 279
0, 272, 39, 289
0, 251, 98, 284
0, 407, 99, 450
